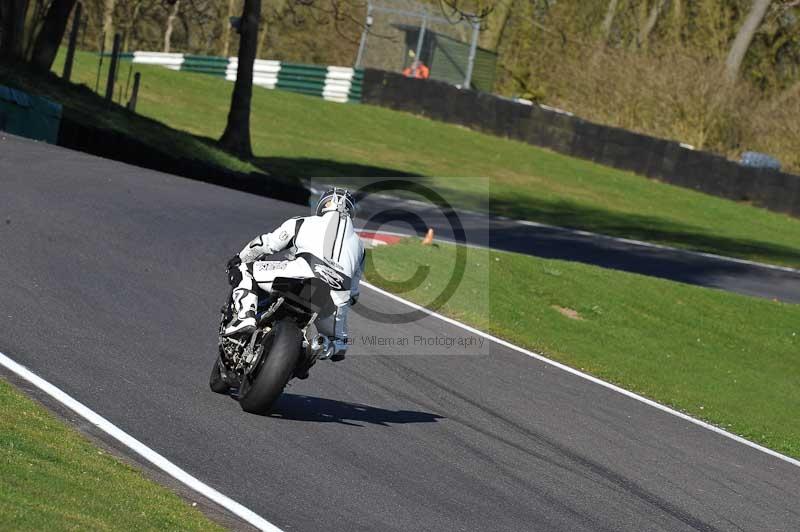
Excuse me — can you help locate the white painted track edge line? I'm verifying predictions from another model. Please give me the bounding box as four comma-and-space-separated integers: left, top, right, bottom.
384, 195, 800, 275
319, 184, 797, 274
0, 352, 283, 532
389, 215, 799, 275
489, 215, 797, 275
505, 220, 799, 275
360, 282, 800, 469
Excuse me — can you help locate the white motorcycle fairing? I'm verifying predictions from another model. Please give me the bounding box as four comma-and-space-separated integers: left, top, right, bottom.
252, 254, 353, 308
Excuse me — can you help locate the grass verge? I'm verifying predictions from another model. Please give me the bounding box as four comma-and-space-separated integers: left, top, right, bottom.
366, 239, 800, 458
41, 49, 800, 268
0, 378, 221, 530
0, 59, 258, 176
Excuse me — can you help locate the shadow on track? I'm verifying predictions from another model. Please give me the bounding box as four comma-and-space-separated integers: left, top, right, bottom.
267, 393, 444, 427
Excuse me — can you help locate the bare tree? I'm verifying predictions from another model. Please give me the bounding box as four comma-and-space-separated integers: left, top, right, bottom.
666, 0, 683, 45
23, 0, 51, 58
479, 0, 512, 51
219, 0, 260, 158
725, 0, 772, 82
438, 0, 494, 23
219, 0, 237, 57
0, 0, 29, 60
600, 0, 619, 42
102, 0, 116, 50
256, 6, 270, 58
164, 0, 180, 52
121, 0, 151, 52
637, 0, 669, 49
30, 0, 78, 70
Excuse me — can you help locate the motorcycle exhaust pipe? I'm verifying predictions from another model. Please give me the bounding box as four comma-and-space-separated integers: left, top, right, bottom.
309, 334, 331, 358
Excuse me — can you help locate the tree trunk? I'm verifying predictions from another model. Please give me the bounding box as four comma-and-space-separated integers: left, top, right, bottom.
724, 0, 771, 83
122, 1, 143, 52
179, 14, 191, 50
0, 0, 29, 60
256, 9, 268, 58
102, 0, 115, 51
163, 0, 180, 53
218, 0, 260, 158
638, 0, 668, 49
600, 0, 620, 42
29, 0, 77, 71
668, 0, 682, 45
22, 0, 42, 59
219, 0, 237, 57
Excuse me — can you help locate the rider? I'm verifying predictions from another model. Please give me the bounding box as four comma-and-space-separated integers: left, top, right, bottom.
224, 188, 364, 361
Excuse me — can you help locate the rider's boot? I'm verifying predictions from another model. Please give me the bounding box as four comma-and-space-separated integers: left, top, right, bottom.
224, 311, 256, 336
224, 288, 258, 336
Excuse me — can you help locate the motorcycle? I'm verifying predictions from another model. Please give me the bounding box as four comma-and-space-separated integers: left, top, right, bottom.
209, 255, 345, 414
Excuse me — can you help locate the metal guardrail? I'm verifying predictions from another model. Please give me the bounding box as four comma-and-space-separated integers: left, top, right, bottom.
129, 51, 362, 103
0, 85, 62, 144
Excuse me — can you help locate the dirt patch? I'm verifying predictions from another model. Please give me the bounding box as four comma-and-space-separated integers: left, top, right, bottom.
552, 305, 583, 320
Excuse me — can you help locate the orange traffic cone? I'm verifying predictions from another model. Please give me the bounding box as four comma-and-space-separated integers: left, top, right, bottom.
422, 228, 434, 245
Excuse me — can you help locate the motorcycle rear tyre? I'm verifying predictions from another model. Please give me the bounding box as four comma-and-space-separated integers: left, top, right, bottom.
239, 319, 303, 414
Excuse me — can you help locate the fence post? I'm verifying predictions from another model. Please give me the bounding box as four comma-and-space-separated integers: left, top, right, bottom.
123, 60, 133, 101
463, 19, 480, 89
105, 33, 121, 102
95, 33, 105, 92
355, 2, 373, 69
127, 72, 141, 112
62, 2, 81, 81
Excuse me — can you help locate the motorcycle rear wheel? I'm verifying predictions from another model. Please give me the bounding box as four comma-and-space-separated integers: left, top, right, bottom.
238, 319, 303, 414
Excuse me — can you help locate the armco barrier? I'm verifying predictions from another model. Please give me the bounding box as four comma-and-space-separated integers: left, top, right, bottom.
360, 69, 800, 217
0, 85, 62, 144
130, 51, 361, 103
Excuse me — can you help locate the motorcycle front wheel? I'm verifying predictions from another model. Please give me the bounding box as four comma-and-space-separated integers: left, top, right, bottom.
209, 356, 231, 394
238, 319, 303, 414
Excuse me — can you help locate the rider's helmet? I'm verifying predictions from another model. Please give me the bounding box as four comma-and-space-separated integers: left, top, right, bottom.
315, 187, 356, 218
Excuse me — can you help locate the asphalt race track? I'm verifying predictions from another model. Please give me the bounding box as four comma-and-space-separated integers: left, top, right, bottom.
351, 192, 800, 304
2, 135, 799, 531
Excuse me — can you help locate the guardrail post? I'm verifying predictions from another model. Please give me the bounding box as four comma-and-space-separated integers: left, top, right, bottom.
105, 33, 121, 102
62, 2, 81, 81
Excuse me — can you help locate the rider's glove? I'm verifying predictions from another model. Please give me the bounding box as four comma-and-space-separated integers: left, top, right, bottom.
227, 255, 243, 286
226, 254, 242, 270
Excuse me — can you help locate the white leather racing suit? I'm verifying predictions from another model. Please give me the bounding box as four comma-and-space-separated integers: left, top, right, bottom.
231, 210, 365, 356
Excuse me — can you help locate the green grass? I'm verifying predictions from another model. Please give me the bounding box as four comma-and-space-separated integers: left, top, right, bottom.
0, 58, 257, 176
42, 49, 800, 268
2, 49, 793, 524
2, 50, 798, 266
366, 239, 800, 458
0, 379, 221, 531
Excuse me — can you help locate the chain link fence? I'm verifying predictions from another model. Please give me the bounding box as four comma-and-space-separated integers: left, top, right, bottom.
354, 0, 494, 91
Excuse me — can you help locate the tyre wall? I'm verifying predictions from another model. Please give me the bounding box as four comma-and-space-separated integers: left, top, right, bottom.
361, 69, 800, 218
